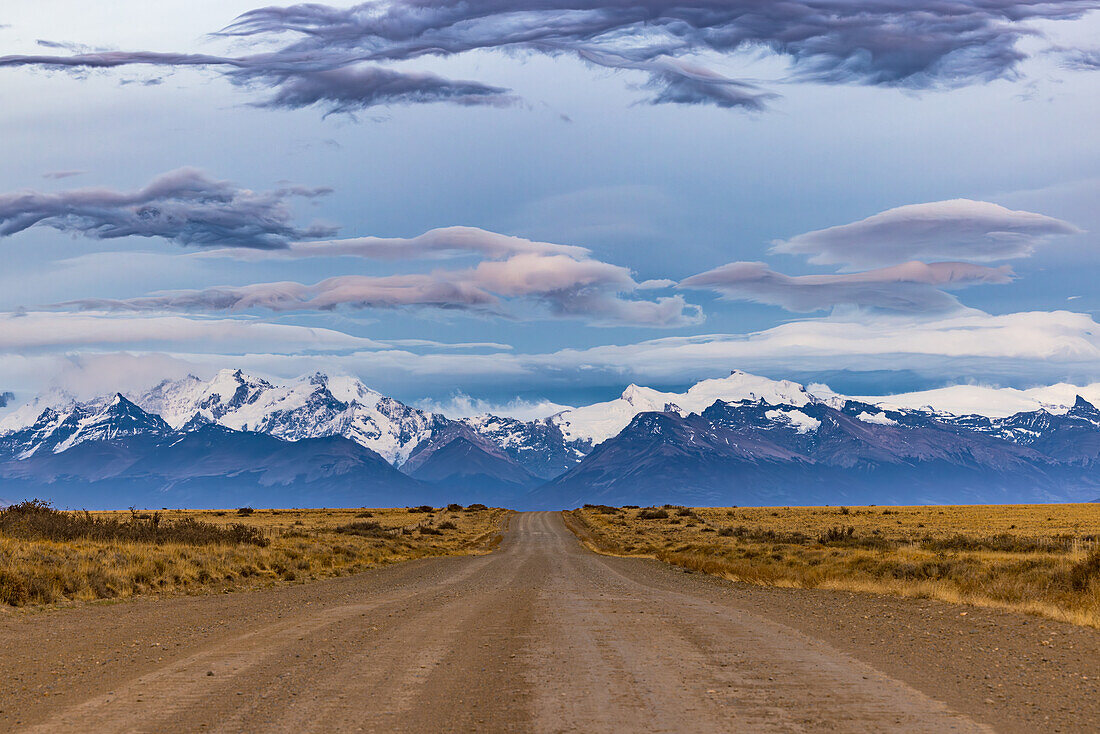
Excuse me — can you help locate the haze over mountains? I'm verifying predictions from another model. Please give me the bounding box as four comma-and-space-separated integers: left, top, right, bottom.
2, 369, 1099, 509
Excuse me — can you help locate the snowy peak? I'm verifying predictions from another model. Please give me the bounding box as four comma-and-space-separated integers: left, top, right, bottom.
619, 384, 660, 406
0, 394, 170, 459
1067, 395, 1100, 423
552, 370, 822, 446
128, 370, 444, 465
860, 382, 1100, 419
460, 413, 588, 479
139, 370, 275, 428
686, 370, 818, 409
53, 394, 170, 452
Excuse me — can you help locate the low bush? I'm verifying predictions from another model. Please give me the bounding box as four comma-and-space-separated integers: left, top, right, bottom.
438, 520, 458, 530
922, 533, 1074, 554
818, 525, 854, 544
0, 501, 268, 547
637, 508, 669, 520
408, 505, 435, 513
1069, 547, 1100, 591
236, 507, 255, 517
334, 520, 392, 538
583, 504, 619, 514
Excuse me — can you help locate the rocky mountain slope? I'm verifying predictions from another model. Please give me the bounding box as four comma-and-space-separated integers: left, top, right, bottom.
533, 397, 1100, 508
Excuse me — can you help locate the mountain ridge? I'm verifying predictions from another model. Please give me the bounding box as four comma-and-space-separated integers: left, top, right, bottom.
4, 369, 1100, 508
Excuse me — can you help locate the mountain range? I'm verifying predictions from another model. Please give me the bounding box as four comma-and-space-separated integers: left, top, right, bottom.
2, 369, 1099, 509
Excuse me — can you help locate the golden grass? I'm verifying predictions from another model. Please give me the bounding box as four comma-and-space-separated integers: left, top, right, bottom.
0, 506, 511, 609
565, 503, 1100, 628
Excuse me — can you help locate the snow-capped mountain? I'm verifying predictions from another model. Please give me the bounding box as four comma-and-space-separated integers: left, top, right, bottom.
5, 367, 1100, 508
547, 370, 830, 446
0, 394, 170, 460
533, 395, 1100, 508
460, 414, 589, 479
134, 369, 448, 465
857, 382, 1100, 418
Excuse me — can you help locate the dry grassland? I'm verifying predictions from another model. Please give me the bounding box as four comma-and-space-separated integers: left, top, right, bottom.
565, 503, 1100, 627
0, 502, 510, 608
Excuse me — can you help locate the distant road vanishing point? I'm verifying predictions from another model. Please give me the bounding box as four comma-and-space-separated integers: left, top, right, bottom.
3, 512, 1098, 733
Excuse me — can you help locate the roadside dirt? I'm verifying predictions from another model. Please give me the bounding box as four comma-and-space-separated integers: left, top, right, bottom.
1, 511, 1096, 732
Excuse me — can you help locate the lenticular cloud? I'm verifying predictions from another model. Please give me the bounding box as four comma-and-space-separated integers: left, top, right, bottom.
772, 199, 1082, 268
680, 260, 1014, 313
56, 228, 705, 328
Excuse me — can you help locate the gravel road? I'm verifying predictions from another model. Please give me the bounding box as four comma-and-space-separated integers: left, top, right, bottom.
1, 511, 1097, 733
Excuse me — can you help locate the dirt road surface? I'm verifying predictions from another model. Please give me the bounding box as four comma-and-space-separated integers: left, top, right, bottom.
2, 511, 1098, 733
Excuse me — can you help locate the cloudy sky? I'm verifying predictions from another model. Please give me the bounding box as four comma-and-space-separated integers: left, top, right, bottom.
0, 0, 1098, 413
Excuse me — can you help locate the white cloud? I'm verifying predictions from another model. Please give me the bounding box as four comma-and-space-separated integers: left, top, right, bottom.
63, 238, 705, 327
0, 310, 381, 352
195, 226, 590, 261
772, 199, 1081, 269
6, 307, 1100, 404
528, 310, 1100, 383
680, 260, 1013, 313
415, 392, 574, 420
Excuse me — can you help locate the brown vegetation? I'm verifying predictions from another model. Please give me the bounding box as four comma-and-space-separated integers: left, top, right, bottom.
0, 503, 510, 608
565, 503, 1100, 627
1, 500, 266, 546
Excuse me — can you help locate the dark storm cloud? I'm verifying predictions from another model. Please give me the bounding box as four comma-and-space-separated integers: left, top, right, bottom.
0, 168, 337, 249
680, 260, 1014, 313
4, 0, 1096, 114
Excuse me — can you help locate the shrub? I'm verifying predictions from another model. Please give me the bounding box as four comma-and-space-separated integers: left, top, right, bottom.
236, 507, 255, 516
446, 503, 464, 512
408, 505, 435, 513
355, 511, 374, 518
419, 525, 443, 536
334, 521, 391, 538
637, 508, 669, 520
438, 521, 458, 530
584, 504, 619, 514
0, 501, 267, 547
814, 525, 893, 550
818, 525, 855, 544
1069, 547, 1100, 591
464, 503, 488, 512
